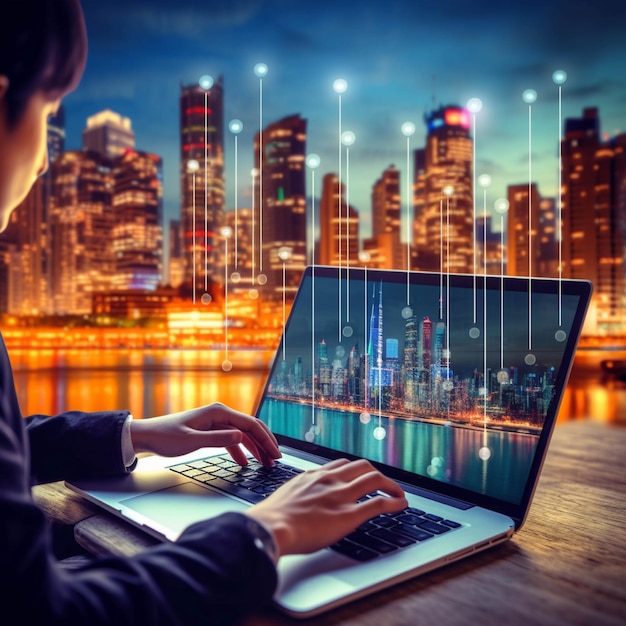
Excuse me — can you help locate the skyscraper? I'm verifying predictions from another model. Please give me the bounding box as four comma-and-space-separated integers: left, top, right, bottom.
369, 164, 403, 269
413, 105, 473, 273
254, 114, 307, 299
82, 109, 135, 158
319, 172, 359, 267
561, 107, 625, 334
111, 149, 163, 290
506, 183, 541, 277
180, 77, 225, 299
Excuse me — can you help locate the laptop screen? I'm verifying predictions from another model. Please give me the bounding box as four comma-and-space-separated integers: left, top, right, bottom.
256, 266, 591, 516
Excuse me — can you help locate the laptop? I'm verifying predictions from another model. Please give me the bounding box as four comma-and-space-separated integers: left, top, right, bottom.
66, 266, 592, 617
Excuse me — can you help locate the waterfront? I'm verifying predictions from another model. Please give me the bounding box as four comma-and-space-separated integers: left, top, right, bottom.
11, 347, 626, 425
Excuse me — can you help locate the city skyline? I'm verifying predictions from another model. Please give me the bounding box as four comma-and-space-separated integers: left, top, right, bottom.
62, 0, 626, 236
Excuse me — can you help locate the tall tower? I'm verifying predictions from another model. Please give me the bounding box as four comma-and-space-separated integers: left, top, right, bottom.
82, 109, 135, 158
319, 172, 359, 267
254, 114, 307, 299
561, 107, 625, 334
506, 183, 541, 276
414, 105, 473, 273
180, 77, 225, 299
111, 150, 163, 290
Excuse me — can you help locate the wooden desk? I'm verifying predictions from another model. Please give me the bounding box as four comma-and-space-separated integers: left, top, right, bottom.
33, 420, 626, 626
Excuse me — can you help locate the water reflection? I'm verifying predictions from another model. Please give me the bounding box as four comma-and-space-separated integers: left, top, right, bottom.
10, 348, 626, 425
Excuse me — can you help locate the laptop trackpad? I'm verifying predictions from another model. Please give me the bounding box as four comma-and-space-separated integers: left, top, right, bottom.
120, 482, 249, 536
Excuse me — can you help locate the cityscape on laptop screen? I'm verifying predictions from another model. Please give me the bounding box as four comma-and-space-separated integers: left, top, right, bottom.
257, 268, 583, 505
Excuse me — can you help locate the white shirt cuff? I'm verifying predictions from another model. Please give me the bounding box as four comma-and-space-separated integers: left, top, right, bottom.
121, 414, 137, 471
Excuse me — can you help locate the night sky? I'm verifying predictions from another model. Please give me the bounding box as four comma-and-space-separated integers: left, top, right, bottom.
64, 0, 626, 241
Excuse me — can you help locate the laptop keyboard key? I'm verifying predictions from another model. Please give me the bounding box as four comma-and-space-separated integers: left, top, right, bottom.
346, 531, 397, 554
331, 539, 379, 562
391, 523, 434, 542
416, 520, 450, 535
369, 527, 416, 548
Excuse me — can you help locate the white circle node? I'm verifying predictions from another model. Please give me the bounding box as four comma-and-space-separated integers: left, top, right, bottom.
335, 346, 346, 358
443, 380, 454, 391
479, 446, 492, 461
401, 121, 416, 136
257, 274, 267, 285
359, 412, 371, 424
342, 325, 354, 337
494, 198, 510, 214
220, 226, 232, 238
306, 153, 321, 169
248, 288, 259, 300
443, 185, 454, 196
341, 130, 356, 146
373, 426, 386, 441
201, 293, 212, 305
469, 327, 481, 339
467, 97, 483, 113
358, 251, 371, 263
231, 272, 241, 283
333, 78, 348, 94
478, 174, 492, 188
555, 329, 567, 342
401, 306, 413, 319
523, 89, 537, 104
277, 246, 292, 261
199, 75, 213, 90
525, 353, 537, 366
552, 70, 567, 85
187, 159, 200, 173
228, 119, 243, 134
254, 63, 268, 78
304, 430, 315, 442
221, 360, 233, 372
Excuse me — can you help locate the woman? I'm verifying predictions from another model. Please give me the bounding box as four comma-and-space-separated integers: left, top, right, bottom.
0, 1, 407, 624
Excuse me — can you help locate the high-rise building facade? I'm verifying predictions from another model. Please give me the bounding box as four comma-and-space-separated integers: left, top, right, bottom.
111, 150, 163, 290
168, 219, 184, 288
82, 109, 135, 158
50, 150, 114, 314
253, 114, 307, 299
413, 105, 473, 273
318, 172, 359, 267
224, 207, 255, 293
561, 107, 626, 335
180, 77, 225, 299
506, 183, 541, 277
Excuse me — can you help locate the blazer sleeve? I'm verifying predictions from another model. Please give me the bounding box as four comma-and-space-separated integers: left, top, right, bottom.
26, 410, 131, 483
1, 335, 278, 625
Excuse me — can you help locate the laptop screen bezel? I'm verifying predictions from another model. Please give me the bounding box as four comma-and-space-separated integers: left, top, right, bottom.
253, 265, 592, 529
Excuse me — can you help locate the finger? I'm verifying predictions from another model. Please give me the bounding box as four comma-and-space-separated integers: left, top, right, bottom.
191, 429, 244, 449
225, 444, 249, 466
319, 458, 379, 484
342, 469, 406, 501
241, 432, 275, 467
211, 413, 281, 461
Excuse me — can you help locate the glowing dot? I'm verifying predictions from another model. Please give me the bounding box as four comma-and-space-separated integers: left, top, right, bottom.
333, 78, 348, 94
522, 89, 537, 104
312, 425, 321, 435
221, 360, 232, 372
555, 329, 567, 342
494, 198, 509, 214
220, 226, 232, 238
304, 430, 315, 442
248, 288, 259, 300
250, 167, 259, 178
525, 353, 537, 366
254, 63, 268, 78
187, 159, 200, 173
431, 456, 444, 468
443, 380, 454, 391
231, 272, 241, 283
401, 306, 413, 319
341, 130, 356, 146
479, 447, 492, 461
306, 153, 321, 169
552, 70, 567, 85
443, 185, 454, 196
469, 327, 480, 339
401, 121, 416, 136
228, 119, 243, 134
199, 75, 213, 90
277, 246, 292, 261
426, 465, 436, 476
373, 426, 386, 441
358, 251, 371, 263
342, 325, 354, 337
359, 412, 371, 424
335, 346, 345, 358
443, 348, 451, 360
201, 293, 212, 305
496, 369, 509, 383
466, 97, 483, 113
478, 174, 491, 188
257, 274, 267, 285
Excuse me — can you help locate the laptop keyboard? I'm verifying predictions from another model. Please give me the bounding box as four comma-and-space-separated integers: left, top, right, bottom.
169, 453, 462, 561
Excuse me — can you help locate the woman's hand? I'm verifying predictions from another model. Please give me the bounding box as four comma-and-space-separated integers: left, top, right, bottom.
246, 458, 408, 557
129, 403, 281, 467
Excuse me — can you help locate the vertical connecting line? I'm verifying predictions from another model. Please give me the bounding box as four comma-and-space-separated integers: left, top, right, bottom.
192, 170, 196, 304
204, 90, 208, 293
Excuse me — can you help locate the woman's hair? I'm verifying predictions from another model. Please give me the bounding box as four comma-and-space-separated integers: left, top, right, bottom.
0, 0, 87, 129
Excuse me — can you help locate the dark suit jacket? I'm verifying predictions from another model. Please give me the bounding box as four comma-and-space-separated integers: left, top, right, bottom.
0, 335, 277, 625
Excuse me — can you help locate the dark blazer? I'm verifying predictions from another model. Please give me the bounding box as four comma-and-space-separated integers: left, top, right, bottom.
0, 334, 277, 625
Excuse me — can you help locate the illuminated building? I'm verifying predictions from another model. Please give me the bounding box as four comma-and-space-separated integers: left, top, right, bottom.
506, 183, 541, 277
82, 109, 135, 158
476, 213, 503, 275
365, 165, 404, 269
561, 107, 626, 335
412, 148, 427, 267
168, 219, 184, 288
413, 105, 473, 273
92, 287, 177, 318
224, 208, 255, 293
538, 197, 558, 278
111, 149, 163, 291
319, 172, 359, 267
253, 114, 307, 299
180, 78, 225, 299
49, 150, 114, 314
